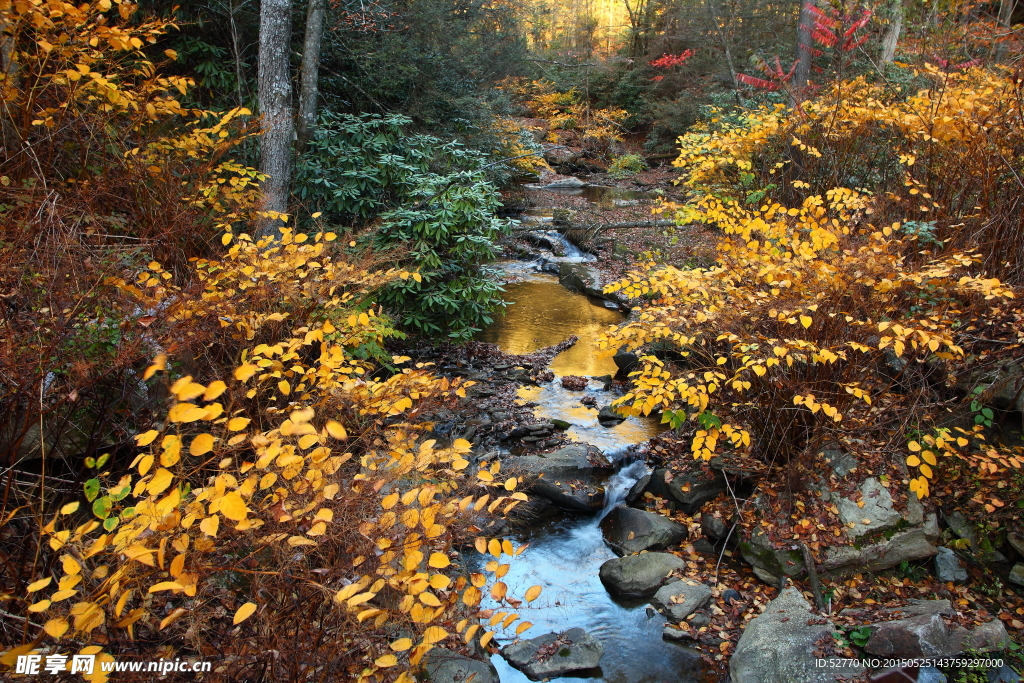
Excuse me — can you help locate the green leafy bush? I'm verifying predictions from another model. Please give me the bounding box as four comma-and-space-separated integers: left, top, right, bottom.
608, 153, 648, 178
294, 112, 509, 339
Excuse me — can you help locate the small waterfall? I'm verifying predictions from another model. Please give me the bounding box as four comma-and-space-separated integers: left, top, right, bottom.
599, 458, 650, 521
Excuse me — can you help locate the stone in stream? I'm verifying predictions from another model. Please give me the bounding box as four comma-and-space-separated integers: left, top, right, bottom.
423, 648, 499, 683
597, 405, 627, 427
600, 505, 687, 556
644, 466, 727, 515
649, 580, 712, 622
500, 627, 603, 681
506, 444, 613, 512
598, 552, 686, 597
730, 587, 864, 683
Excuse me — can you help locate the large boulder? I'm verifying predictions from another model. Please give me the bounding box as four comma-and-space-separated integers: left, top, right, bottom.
854, 600, 1009, 658
955, 361, 1024, 413
599, 505, 687, 555
730, 587, 864, 683
644, 466, 727, 514
423, 648, 499, 683
599, 552, 686, 597
821, 514, 940, 575
738, 528, 805, 585
500, 628, 603, 680
649, 580, 713, 623
507, 444, 613, 512
836, 477, 903, 540
543, 175, 586, 189
558, 262, 604, 299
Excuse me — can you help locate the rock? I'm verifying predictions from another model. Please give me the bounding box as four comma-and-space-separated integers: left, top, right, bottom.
543, 148, 579, 169
701, 513, 728, 540
662, 625, 691, 641
600, 505, 687, 555
837, 477, 903, 540
507, 495, 559, 525
597, 405, 627, 427
821, 514, 940, 575
423, 648, 499, 683
500, 628, 603, 680
558, 262, 607, 300
599, 552, 686, 597
989, 664, 1021, 682
508, 444, 613, 513
543, 176, 586, 189
551, 208, 576, 227
722, 589, 742, 605
738, 529, 805, 585
550, 419, 571, 430
625, 471, 651, 504
822, 446, 858, 478
649, 580, 713, 622
956, 361, 1024, 413
730, 587, 864, 683
944, 510, 980, 553
692, 538, 716, 555
1008, 533, 1024, 558
645, 466, 727, 514
918, 667, 948, 683
1009, 563, 1024, 587
612, 349, 640, 374
935, 547, 968, 582
863, 601, 1009, 657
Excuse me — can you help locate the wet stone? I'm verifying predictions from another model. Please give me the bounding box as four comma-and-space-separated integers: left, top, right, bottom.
935, 547, 968, 583
500, 627, 603, 681
600, 505, 688, 555
650, 580, 713, 623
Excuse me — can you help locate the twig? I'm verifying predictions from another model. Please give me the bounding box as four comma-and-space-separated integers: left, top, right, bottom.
800, 542, 826, 611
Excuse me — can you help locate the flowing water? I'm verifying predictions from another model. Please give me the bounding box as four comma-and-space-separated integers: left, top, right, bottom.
475, 268, 707, 682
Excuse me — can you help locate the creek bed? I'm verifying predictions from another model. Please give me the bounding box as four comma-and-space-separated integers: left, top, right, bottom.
475, 268, 708, 682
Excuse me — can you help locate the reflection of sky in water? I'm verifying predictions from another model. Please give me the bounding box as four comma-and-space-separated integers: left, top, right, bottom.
477, 273, 622, 378
481, 515, 706, 683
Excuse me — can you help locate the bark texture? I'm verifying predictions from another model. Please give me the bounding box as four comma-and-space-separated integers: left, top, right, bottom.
257, 0, 294, 238
880, 0, 903, 65
793, 0, 815, 104
296, 0, 325, 152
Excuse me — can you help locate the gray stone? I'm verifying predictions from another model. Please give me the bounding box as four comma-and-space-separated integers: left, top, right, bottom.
935, 547, 968, 582
508, 444, 613, 513
692, 538, 717, 555
612, 350, 640, 374
738, 529, 805, 585
864, 609, 1009, 658
597, 405, 627, 427
625, 471, 652, 505
1009, 533, 1024, 559
424, 648, 499, 683
1009, 563, 1024, 587
989, 664, 1021, 682
500, 628, 603, 680
823, 447, 858, 478
944, 511, 980, 553
730, 587, 864, 683
543, 176, 586, 189
918, 667, 948, 683
507, 495, 559, 525
701, 513, 728, 540
956, 362, 1024, 413
650, 580, 713, 622
600, 505, 687, 555
599, 552, 686, 597
645, 466, 727, 514
662, 625, 692, 641
821, 514, 940, 575
837, 477, 903, 540
558, 262, 607, 300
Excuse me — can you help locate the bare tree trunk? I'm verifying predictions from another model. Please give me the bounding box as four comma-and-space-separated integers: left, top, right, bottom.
229, 0, 248, 109
880, 0, 903, 65
296, 0, 325, 153
996, 0, 1018, 62
793, 0, 815, 105
257, 0, 294, 238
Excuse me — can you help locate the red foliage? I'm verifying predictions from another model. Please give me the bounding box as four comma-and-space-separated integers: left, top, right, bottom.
649, 49, 695, 69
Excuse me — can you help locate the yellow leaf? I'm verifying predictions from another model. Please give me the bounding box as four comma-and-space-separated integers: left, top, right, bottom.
135, 430, 159, 447
60, 502, 80, 515
219, 491, 249, 521
28, 599, 51, 612
325, 420, 348, 440
27, 577, 52, 593
382, 493, 399, 510
800, 315, 812, 329
524, 585, 542, 602
919, 463, 933, 479
907, 441, 921, 452
428, 553, 450, 569
277, 380, 291, 395
921, 450, 937, 466
490, 582, 507, 600
190, 433, 215, 456
199, 515, 220, 537
203, 381, 227, 401
143, 353, 167, 380
159, 607, 188, 630
422, 626, 448, 644
147, 581, 184, 593
515, 621, 533, 635
906, 454, 921, 467
234, 364, 259, 382
375, 654, 397, 668
44, 618, 69, 638
390, 638, 413, 652
233, 602, 257, 625
148, 468, 173, 495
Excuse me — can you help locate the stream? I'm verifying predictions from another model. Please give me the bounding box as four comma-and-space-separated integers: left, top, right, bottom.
475, 208, 708, 681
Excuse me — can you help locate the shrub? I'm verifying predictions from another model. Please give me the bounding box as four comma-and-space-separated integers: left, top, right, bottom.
294, 113, 510, 340
608, 153, 648, 178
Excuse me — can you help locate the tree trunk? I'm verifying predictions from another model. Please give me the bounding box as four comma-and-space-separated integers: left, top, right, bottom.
792, 0, 815, 105
880, 0, 903, 65
296, 0, 325, 153
229, 0, 248, 109
996, 0, 1018, 62
257, 0, 294, 238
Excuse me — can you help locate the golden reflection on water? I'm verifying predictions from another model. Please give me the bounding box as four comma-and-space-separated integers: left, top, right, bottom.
477, 273, 622, 377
